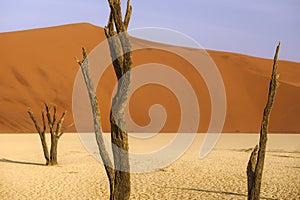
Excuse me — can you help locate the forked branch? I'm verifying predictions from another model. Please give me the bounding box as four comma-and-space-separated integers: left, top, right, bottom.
28, 108, 46, 135
27, 104, 69, 165
27, 107, 50, 164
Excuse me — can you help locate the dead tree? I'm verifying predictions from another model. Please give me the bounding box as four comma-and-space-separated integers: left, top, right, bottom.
105, 0, 132, 199
76, 48, 115, 196
28, 108, 50, 165
247, 42, 281, 200
28, 103, 68, 165
75, 0, 132, 199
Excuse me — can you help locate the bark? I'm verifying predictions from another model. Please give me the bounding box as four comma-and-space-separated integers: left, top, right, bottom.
76, 1, 132, 199
247, 145, 258, 197
28, 108, 50, 165
106, 1, 132, 199
247, 42, 281, 200
76, 48, 115, 191
28, 104, 69, 166
46, 104, 67, 166
49, 136, 58, 165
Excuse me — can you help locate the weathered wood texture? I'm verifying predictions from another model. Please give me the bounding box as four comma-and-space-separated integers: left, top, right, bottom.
28, 104, 68, 165
76, 1, 133, 199
105, 1, 132, 199
76, 48, 115, 191
247, 42, 281, 200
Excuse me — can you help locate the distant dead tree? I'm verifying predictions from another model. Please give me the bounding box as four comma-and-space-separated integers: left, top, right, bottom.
75, 0, 132, 199
247, 42, 281, 200
28, 103, 70, 165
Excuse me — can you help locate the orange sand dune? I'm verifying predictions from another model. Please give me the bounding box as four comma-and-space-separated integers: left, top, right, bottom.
0, 23, 299, 133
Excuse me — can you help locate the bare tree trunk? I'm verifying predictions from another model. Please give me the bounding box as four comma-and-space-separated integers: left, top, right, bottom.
28, 109, 50, 165
40, 132, 50, 165
49, 135, 58, 165
247, 145, 258, 197
247, 42, 281, 200
45, 104, 67, 166
110, 116, 130, 199
76, 48, 115, 195
76, 1, 132, 199
105, 1, 132, 199
28, 104, 69, 166
76, 47, 131, 199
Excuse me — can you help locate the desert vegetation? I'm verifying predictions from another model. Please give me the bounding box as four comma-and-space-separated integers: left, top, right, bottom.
247, 42, 281, 200
27, 103, 70, 165
1, 1, 299, 199
75, 0, 133, 199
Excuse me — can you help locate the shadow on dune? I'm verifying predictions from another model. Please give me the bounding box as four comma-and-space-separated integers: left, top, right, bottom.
0, 158, 45, 166
166, 187, 278, 200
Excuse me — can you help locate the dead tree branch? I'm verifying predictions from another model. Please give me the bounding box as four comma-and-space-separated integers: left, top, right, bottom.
28, 104, 68, 166
28, 108, 50, 165
247, 42, 281, 200
76, 1, 133, 199
76, 48, 115, 185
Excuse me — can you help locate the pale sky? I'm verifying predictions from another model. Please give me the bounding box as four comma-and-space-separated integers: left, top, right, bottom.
1, 0, 300, 62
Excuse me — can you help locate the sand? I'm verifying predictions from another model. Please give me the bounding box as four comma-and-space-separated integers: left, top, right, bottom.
1, 22, 300, 199
0, 23, 300, 133
1, 133, 299, 199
